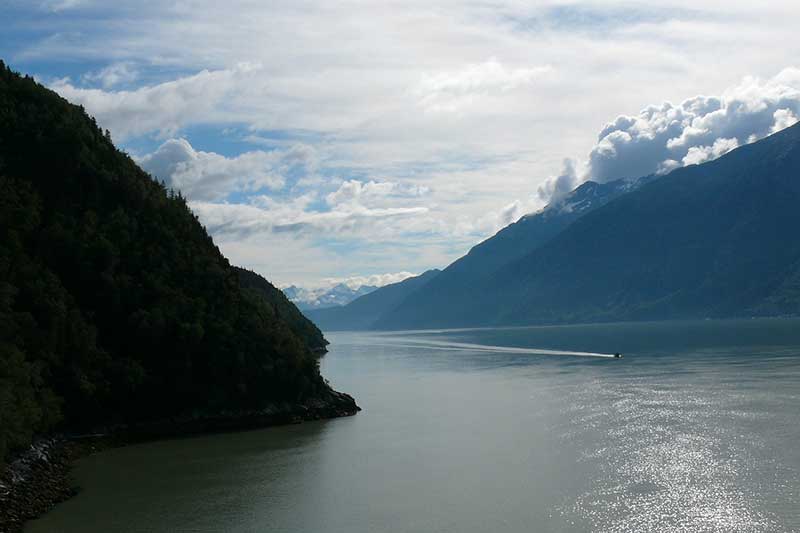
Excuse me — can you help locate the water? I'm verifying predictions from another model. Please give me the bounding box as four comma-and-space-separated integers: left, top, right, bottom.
28, 319, 800, 532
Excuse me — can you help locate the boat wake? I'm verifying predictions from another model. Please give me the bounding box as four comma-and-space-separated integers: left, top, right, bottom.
379, 338, 619, 358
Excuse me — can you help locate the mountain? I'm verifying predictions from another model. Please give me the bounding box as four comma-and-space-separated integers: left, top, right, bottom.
0, 62, 356, 466
379, 122, 800, 329
283, 283, 379, 310
373, 176, 650, 329
234, 267, 328, 353
306, 269, 441, 330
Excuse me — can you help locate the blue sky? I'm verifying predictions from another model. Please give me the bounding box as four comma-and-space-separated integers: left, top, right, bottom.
4, 0, 800, 289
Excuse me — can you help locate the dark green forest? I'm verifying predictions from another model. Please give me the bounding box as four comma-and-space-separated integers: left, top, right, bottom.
234, 266, 328, 353
0, 62, 333, 466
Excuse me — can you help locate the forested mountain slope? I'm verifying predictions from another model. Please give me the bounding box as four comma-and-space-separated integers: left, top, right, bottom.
234, 266, 328, 353
0, 62, 354, 466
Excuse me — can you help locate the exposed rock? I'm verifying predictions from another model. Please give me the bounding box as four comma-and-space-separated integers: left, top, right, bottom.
0, 439, 78, 533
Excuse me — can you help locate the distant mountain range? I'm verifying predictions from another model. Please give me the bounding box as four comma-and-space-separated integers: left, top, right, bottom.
313, 122, 800, 330
283, 283, 379, 310
308, 177, 647, 331
306, 270, 440, 330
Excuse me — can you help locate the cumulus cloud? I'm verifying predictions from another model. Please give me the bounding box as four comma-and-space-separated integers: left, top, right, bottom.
538, 68, 800, 200
50, 64, 260, 140
134, 138, 432, 244
82, 62, 139, 89
537, 159, 580, 202
681, 137, 739, 166
593, 69, 800, 180
137, 138, 316, 201
494, 201, 525, 228
452, 195, 540, 239
771, 108, 799, 133
416, 58, 552, 113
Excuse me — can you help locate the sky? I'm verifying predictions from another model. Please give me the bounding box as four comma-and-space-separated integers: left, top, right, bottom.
3, 0, 800, 289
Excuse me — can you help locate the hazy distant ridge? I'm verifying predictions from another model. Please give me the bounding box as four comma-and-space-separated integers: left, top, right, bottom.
306, 270, 441, 330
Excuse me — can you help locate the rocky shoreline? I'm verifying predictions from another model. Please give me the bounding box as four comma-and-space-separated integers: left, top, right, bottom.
0, 438, 78, 533
0, 389, 359, 533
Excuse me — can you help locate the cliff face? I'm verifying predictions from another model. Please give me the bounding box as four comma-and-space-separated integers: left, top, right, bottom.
0, 61, 356, 470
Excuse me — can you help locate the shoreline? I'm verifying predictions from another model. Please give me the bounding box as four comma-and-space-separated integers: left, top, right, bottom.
0, 388, 359, 533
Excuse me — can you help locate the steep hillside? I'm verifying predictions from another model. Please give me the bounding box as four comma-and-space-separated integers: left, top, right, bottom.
0, 62, 355, 466
234, 267, 328, 353
382, 122, 800, 328
375, 177, 650, 329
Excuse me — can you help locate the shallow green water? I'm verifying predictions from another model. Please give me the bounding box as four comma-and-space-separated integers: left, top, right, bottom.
28, 319, 800, 532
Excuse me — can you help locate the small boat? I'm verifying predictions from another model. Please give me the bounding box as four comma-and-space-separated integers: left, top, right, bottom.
613, 352, 623, 358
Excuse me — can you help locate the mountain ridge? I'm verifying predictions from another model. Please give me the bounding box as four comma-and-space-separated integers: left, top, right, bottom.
234, 267, 328, 352
283, 283, 379, 310
306, 269, 441, 330
378, 122, 800, 329
372, 175, 655, 329
0, 61, 357, 470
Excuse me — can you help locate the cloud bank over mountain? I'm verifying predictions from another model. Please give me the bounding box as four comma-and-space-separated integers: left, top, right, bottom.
540, 69, 800, 199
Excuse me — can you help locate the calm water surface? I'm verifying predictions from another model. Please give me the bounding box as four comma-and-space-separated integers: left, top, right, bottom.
28, 319, 800, 532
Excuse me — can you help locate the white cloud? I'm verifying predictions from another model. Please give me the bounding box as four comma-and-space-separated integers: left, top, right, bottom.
539, 68, 800, 198
137, 138, 316, 201
772, 108, 800, 133
537, 159, 580, 202
83, 62, 138, 89
135, 142, 433, 239
326, 179, 429, 208
294, 271, 418, 292
465, 199, 527, 236
189, 198, 428, 239
339, 271, 417, 289
681, 137, 739, 166
13, 0, 800, 284
50, 64, 261, 140
416, 58, 552, 113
